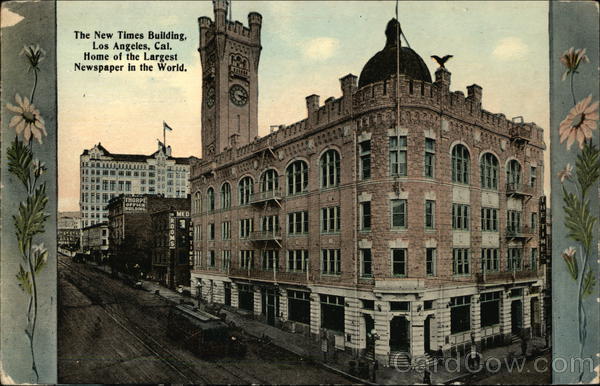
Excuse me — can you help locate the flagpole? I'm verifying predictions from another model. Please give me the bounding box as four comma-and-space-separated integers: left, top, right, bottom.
163, 124, 166, 150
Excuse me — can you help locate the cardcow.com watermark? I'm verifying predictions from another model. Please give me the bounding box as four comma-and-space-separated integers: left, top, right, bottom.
392, 352, 595, 375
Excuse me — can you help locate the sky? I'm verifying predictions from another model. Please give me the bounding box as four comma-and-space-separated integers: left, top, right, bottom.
57, 0, 549, 212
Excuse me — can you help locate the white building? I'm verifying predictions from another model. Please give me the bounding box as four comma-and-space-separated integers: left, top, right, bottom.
79, 142, 192, 227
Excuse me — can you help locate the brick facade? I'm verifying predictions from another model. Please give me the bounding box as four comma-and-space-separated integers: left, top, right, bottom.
190, 2, 546, 365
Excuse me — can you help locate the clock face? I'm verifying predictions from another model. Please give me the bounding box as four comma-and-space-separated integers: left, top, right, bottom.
229, 84, 248, 106
206, 87, 215, 108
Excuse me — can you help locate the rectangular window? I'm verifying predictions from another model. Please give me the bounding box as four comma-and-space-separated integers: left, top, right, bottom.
424, 138, 435, 178
240, 250, 254, 269
360, 249, 372, 277
261, 215, 280, 233
481, 248, 499, 272
239, 218, 253, 239
288, 290, 311, 325
320, 295, 345, 332
222, 250, 231, 269
507, 210, 522, 233
221, 221, 231, 240
507, 248, 522, 271
360, 201, 371, 231
531, 212, 538, 232
208, 223, 215, 241
391, 248, 407, 276
426, 248, 436, 276
389, 135, 407, 176
453, 248, 470, 275
425, 200, 435, 229
531, 248, 538, 271
321, 249, 341, 275
390, 301, 410, 311
288, 211, 309, 235
321, 206, 340, 233
452, 204, 470, 230
450, 296, 471, 334
391, 199, 407, 228
530, 166, 537, 188
360, 140, 371, 180
287, 250, 308, 272
262, 250, 279, 270
480, 292, 501, 327
481, 208, 499, 231
208, 250, 216, 267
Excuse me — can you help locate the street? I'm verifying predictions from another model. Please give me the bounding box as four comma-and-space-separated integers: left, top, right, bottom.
58, 254, 352, 384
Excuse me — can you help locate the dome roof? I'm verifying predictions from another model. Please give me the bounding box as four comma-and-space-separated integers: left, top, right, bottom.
358, 19, 431, 88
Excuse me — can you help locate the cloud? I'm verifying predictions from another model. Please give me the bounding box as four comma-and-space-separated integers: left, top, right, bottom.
1, 7, 24, 28
302, 37, 340, 61
492, 37, 528, 60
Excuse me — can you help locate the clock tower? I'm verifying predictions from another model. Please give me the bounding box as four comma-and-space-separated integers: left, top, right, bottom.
198, 0, 262, 158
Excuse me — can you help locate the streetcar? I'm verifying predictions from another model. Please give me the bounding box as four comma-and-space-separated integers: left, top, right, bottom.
166, 304, 246, 359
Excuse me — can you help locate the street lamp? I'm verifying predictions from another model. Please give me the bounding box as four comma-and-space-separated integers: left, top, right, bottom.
369, 328, 380, 360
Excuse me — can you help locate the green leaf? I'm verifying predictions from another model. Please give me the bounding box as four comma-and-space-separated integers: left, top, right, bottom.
576, 142, 600, 198
6, 137, 33, 190
562, 186, 597, 254
13, 183, 49, 253
16, 264, 32, 294
33, 248, 48, 274
582, 270, 596, 297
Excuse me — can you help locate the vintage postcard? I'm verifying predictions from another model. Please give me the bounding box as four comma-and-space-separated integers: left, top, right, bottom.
1, 1, 598, 384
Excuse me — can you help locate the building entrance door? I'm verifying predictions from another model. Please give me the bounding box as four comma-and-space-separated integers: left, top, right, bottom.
389, 316, 410, 352
224, 282, 231, 306
262, 288, 279, 326
364, 314, 375, 355
511, 299, 523, 334
424, 315, 433, 353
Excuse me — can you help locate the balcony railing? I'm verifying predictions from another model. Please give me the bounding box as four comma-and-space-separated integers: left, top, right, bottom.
229, 266, 310, 284
250, 189, 282, 205
250, 229, 282, 242
506, 182, 534, 197
505, 226, 535, 239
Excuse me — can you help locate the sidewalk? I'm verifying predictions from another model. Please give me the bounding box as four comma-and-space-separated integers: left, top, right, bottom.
87, 265, 548, 385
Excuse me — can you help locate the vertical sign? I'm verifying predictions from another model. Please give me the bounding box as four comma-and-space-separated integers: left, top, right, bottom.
168, 212, 175, 249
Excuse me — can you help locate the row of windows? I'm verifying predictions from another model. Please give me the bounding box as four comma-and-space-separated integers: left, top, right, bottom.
195, 203, 537, 239
193, 144, 536, 213
82, 160, 187, 172
195, 247, 538, 276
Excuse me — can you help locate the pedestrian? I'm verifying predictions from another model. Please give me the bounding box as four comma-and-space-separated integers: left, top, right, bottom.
423, 368, 431, 385
371, 360, 378, 382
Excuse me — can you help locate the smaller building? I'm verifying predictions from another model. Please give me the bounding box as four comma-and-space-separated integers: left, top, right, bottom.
81, 222, 109, 263
58, 211, 81, 252
107, 194, 190, 277
151, 209, 193, 288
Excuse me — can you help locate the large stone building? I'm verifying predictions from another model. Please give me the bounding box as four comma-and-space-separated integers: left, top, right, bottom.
107, 194, 190, 276
190, 1, 546, 365
80, 142, 192, 228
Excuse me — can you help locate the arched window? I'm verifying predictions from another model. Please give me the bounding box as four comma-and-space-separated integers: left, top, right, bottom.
220, 182, 231, 209
287, 160, 308, 195
207, 187, 215, 212
320, 149, 340, 188
193, 191, 202, 214
506, 160, 522, 187
238, 176, 254, 205
451, 144, 470, 184
480, 153, 499, 190
260, 169, 279, 192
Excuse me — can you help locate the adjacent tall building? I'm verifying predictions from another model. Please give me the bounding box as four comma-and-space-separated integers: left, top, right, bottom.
79, 142, 192, 227
190, 2, 546, 365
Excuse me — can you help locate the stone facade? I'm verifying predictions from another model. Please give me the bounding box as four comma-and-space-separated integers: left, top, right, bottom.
81, 222, 109, 263
190, 2, 546, 365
